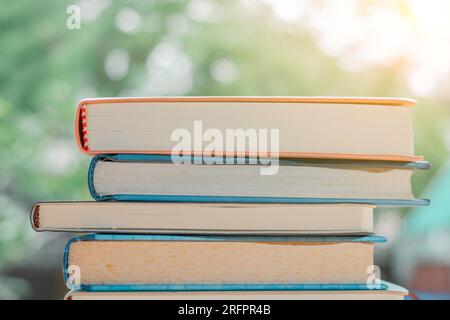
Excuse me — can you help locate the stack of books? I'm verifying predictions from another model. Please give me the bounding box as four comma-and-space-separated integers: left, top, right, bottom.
31, 97, 429, 300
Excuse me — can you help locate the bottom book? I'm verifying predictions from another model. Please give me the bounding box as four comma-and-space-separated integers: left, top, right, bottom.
65, 281, 408, 300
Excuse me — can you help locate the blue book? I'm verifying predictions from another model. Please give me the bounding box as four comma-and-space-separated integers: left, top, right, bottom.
88, 154, 429, 206
64, 234, 387, 292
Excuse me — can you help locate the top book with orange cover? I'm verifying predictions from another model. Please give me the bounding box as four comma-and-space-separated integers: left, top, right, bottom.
74, 96, 422, 161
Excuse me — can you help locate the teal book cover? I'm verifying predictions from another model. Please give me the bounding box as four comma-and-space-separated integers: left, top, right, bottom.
87, 154, 430, 206
63, 234, 388, 292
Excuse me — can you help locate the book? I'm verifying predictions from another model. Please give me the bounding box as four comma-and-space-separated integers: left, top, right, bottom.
88, 154, 430, 205
65, 281, 408, 300
64, 234, 386, 291
31, 202, 374, 235
75, 96, 421, 161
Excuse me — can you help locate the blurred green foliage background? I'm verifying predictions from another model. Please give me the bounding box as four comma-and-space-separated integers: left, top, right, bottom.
1, 0, 450, 299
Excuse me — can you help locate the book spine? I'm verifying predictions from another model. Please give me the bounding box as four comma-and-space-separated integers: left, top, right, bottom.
88, 156, 103, 201
80, 105, 89, 151
30, 203, 40, 231
63, 235, 97, 289
74, 102, 91, 154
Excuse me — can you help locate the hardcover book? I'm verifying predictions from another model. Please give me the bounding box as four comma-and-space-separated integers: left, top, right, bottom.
75, 96, 420, 161
31, 202, 375, 235
64, 234, 386, 291
88, 154, 430, 205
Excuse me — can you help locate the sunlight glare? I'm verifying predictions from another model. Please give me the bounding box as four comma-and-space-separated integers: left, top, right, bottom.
259, 0, 450, 97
